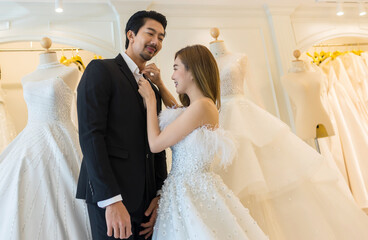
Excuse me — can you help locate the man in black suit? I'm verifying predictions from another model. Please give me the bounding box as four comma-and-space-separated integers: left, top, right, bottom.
76, 10, 168, 240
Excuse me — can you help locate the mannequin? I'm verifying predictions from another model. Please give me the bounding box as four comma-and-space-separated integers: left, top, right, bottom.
209, 28, 228, 58
22, 37, 79, 91
210, 28, 246, 96
209, 28, 265, 106
0, 37, 91, 239
210, 29, 368, 240
281, 50, 334, 140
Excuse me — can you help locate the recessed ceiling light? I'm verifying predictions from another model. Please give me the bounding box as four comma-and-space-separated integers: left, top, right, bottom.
55, 0, 63, 13
359, 2, 367, 16
336, 2, 344, 16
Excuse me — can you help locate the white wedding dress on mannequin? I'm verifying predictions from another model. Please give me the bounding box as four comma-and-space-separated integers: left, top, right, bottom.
211, 43, 368, 240
0, 86, 16, 153
0, 54, 91, 239
319, 57, 368, 210
153, 108, 269, 240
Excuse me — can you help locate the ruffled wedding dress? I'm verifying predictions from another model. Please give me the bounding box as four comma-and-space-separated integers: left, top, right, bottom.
362, 52, 368, 70
0, 76, 91, 239
341, 53, 368, 107
0, 86, 16, 153
215, 54, 368, 240
153, 107, 268, 240
319, 58, 368, 209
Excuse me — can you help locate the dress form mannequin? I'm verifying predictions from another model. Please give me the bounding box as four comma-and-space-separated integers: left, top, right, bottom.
22, 37, 79, 91
0, 37, 91, 239
209, 28, 228, 58
281, 50, 334, 140
209, 28, 247, 96
209, 28, 267, 106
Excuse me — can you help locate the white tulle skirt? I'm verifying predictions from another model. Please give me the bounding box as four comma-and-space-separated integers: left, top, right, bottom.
0, 121, 91, 240
218, 95, 368, 240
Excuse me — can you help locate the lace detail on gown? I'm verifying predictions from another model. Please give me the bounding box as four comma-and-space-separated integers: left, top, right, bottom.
218, 54, 247, 96
0, 77, 91, 240
153, 108, 268, 240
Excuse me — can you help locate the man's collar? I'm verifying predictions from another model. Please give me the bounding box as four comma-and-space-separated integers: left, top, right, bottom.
121, 52, 140, 76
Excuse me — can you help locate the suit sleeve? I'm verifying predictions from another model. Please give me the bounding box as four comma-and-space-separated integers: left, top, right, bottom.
77, 60, 121, 203
154, 149, 167, 192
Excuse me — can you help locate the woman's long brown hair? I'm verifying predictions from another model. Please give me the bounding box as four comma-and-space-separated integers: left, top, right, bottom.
175, 44, 221, 109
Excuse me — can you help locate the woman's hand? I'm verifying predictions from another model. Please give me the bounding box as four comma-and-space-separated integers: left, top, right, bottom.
138, 77, 156, 107
142, 63, 163, 88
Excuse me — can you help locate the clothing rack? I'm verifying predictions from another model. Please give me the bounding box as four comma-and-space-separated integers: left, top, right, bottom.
0, 48, 83, 52
313, 43, 368, 47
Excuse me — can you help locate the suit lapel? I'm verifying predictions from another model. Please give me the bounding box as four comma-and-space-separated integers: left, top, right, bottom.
115, 54, 145, 116
148, 79, 162, 111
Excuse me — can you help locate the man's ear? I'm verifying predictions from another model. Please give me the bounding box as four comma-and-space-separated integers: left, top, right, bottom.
127, 30, 135, 43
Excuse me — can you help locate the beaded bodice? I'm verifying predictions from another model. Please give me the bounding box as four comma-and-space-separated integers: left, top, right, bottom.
159, 107, 235, 176
154, 108, 270, 240
216, 53, 247, 97
22, 77, 73, 124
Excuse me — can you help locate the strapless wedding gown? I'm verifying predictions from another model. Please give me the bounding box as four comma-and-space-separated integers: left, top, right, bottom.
0, 76, 91, 239
152, 108, 268, 240
0, 87, 16, 153
216, 54, 368, 240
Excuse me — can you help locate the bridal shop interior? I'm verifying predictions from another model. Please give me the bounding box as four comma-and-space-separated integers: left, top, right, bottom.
1, 0, 368, 238
0, 0, 367, 123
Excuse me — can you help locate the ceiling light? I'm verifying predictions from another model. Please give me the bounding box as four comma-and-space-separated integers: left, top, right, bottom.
336, 1, 344, 16
55, 0, 63, 13
359, 2, 367, 16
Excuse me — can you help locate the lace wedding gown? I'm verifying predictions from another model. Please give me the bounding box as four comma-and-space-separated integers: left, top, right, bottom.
0, 87, 16, 153
152, 108, 268, 240
215, 53, 368, 240
0, 76, 91, 239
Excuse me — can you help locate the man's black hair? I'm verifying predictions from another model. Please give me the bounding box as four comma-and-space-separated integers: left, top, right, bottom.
125, 10, 167, 49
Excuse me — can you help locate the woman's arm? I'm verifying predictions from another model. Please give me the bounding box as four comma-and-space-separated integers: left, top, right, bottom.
142, 63, 178, 108
138, 78, 218, 153
154, 81, 178, 108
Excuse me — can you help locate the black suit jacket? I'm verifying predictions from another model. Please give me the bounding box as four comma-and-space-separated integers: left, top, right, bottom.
76, 54, 167, 213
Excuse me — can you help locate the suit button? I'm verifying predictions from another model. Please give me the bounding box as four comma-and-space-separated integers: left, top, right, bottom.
89, 181, 94, 195
146, 154, 149, 159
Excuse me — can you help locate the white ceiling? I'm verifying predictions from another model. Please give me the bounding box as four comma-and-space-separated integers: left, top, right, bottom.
0, 0, 366, 13
1, 0, 367, 3
1, 0, 366, 8
0, 0, 316, 6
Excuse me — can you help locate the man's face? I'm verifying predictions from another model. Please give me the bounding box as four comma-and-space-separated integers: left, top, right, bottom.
128, 18, 165, 61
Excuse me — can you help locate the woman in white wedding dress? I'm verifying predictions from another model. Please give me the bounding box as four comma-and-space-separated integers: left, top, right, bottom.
0, 51, 91, 239
138, 44, 268, 240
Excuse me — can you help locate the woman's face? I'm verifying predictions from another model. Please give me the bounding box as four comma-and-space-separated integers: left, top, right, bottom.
171, 56, 193, 94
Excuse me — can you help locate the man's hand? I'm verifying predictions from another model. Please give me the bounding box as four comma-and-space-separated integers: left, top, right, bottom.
106, 201, 132, 239
142, 63, 163, 87
139, 196, 160, 239
138, 77, 157, 109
